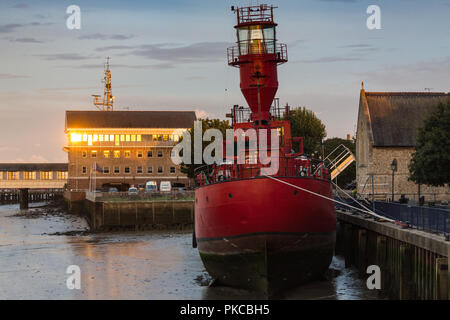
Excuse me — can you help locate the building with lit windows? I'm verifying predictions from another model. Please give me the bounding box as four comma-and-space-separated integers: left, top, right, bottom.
64, 110, 196, 191
0, 163, 68, 189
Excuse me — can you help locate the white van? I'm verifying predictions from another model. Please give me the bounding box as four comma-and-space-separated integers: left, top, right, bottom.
159, 181, 172, 192
145, 181, 158, 192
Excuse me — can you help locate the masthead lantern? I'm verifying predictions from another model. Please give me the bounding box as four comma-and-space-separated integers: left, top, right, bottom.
228, 4, 287, 125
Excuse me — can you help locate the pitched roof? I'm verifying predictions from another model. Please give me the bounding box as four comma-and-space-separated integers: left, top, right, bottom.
362, 91, 450, 147
0, 163, 68, 172
65, 111, 197, 130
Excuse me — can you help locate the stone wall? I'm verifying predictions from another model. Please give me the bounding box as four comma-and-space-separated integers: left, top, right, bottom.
359, 147, 449, 202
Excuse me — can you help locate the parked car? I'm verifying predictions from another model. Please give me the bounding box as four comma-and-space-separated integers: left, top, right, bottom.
160, 181, 172, 192
145, 181, 158, 192
108, 187, 119, 193
128, 187, 139, 195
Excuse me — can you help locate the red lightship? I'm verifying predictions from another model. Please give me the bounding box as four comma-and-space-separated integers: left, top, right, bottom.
194, 4, 336, 295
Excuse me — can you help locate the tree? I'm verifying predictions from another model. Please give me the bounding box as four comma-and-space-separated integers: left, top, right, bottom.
180, 118, 231, 179
323, 137, 356, 188
285, 107, 326, 155
409, 101, 450, 187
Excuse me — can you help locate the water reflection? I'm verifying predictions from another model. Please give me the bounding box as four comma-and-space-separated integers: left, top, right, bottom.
0, 203, 381, 300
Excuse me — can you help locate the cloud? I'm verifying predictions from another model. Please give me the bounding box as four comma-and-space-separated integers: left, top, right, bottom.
130, 42, 231, 63
0, 73, 29, 79
12, 37, 43, 43
11, 3, 29, 9
29, 155, 49, 163
35, 53, 97, 61
0, 22, 51, 33
78, 33, 135, 41
297, 56, 363, 63
0, 24, 22, 33
95, 45, 134, 52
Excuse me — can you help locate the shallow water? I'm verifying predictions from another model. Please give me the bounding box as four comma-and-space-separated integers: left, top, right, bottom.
0, 203, 381, 300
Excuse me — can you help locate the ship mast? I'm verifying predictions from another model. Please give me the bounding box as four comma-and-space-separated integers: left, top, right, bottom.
92, 57, 114, 111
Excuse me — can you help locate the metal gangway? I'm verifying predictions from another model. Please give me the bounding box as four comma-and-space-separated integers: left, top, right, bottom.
324, 144, 355, 180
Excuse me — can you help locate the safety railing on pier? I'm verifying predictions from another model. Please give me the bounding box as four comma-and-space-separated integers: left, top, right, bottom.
335, 198, 450, 236
86, 191, 194, 202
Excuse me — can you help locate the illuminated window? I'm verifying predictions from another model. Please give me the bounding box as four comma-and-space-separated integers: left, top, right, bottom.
131, 135, 136, 142
137, 150, 143, 158
114, 150, 120, 158
114, 166, 120, 174
126, 135, 130, 142
91, 150, 97, 158
147, 150, 153, 158
147, 167, 153, 174
120, 135, 125, 142
170, 167, 176, 174
7, 172, 16, 180
158, 150, 163, 158
103, 167, 110, 174
157, 135, 163, 141
104, 135, 109, 142
93, 134, 98, 142
82, 134, 88, 142
110, 134, 114, 142
157, 166, 163, 173
124, 167, 130, 174
137, 166, 143, 174
152, 135, 157, 141
24, 172, 36, 180
115, 135, 120, 146
104, 150, 110, 158
124, 150, 131, 158
70, 133, 82, 142
82, 151, 87, 158
174, 135, 180, 142
163, 134, 169, 141
82, 167, 87, 174
41, 172, 51, 180
88, 135, 93, 146
57, 172, 67, 180
99, 135, 104, 142
137, 135, 141, 142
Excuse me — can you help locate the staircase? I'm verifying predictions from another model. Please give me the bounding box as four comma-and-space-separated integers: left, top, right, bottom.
324, 144, 355, 180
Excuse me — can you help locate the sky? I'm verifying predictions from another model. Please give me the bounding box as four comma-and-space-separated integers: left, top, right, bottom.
0, 0, 449, 162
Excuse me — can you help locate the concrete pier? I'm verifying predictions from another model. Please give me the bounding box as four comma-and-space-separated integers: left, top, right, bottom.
337, 210, 449, 300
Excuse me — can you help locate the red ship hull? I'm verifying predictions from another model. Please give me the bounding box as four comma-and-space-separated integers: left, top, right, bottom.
195, 176, 336, 295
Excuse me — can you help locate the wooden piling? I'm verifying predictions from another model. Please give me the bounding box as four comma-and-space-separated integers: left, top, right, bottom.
400, 244, 412, 300
434, 258, 448, 300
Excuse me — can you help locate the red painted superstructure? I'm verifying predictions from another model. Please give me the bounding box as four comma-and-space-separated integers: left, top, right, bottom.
194, 4, 336, 295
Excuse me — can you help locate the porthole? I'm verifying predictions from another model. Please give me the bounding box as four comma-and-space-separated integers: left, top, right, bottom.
228, 193, 233, 198
293, 190, 298, 196
206, 196, 209, 202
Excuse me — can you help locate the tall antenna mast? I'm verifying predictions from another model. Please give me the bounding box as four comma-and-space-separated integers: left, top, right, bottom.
92, 57, 114, 111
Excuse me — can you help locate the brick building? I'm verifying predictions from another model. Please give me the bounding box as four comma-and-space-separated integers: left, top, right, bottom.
356, 88, 450, 202
64, 110, 196, 191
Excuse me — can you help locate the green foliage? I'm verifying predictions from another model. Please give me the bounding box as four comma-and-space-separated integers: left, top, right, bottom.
323, 137, 356, 188
285, 107, 326, 154
408, 101, 450, 187
180, 118, 231, 179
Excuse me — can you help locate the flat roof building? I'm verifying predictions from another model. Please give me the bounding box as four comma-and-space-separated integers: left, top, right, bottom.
64, 110, 196, 191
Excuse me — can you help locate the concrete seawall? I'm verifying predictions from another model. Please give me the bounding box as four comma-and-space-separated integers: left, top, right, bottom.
84, 199, 194, 231
336, 210, 449, 300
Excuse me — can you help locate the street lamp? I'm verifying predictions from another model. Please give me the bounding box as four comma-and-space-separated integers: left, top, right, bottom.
390, 159, 398, 202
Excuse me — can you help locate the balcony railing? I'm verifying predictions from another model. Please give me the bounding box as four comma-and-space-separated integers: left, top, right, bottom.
228, 43, 287, 66
235, 5, 275, 24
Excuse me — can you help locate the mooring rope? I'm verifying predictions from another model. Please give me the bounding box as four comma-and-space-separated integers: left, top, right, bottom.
263, 175, 395, 223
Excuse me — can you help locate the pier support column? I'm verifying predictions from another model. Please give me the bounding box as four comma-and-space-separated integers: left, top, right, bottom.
19, 188, 29, 210
434, 258, 448, 300
376, 236, 387, 293
357, 229, 367, 275
400, 244, 413, 300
